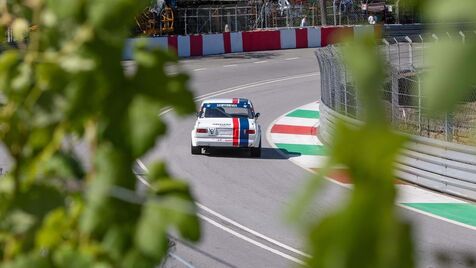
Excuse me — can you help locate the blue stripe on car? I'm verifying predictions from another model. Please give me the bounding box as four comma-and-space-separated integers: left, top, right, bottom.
240, 118, 250, 147
239, 118, 249, 147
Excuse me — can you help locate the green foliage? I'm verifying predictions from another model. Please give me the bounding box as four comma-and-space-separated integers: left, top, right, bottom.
292, 1, 476, 268
423, 0, 476, 113
291, 36, 415, 268
0, 0, 199, 267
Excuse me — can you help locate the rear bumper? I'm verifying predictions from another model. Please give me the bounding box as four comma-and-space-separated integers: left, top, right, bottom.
191, 136, 260, 148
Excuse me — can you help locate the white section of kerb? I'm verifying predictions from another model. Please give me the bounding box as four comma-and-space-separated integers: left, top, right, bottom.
296, 102, 320, 111
275, 117, 320, 127
289, 155, 329, 169
396, 185, 465, 204
269, 133, 320, 145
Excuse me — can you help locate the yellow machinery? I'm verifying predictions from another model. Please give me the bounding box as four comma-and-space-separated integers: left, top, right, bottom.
135, 3, 174, 36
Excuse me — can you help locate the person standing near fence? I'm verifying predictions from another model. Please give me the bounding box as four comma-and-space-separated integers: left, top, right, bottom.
300, 15, 307, 27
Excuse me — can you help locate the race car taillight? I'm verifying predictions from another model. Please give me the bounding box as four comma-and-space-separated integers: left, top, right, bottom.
196, 128, 207, 133
246, 129, 256, 134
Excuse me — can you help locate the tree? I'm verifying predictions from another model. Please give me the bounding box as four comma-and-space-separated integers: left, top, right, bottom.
0, 1, 199, 267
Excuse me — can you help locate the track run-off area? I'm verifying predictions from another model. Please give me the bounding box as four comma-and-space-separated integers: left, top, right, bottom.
131, 48, 476, 268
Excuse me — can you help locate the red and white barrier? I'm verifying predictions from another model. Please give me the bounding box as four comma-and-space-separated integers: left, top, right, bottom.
124, 25, 380, 60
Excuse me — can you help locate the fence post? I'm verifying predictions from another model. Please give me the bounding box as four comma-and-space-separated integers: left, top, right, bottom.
394, 38, 401, 72
418, 75, 422, 135
419, 35, 424, 67
184, 9, 188, 35
196, 9, 199, 33
209, 9, 212, 33
235, 7, 238, 32
391, 68, 399, 124
382, 38, 390, 62
445, 112, 453, 142
404, 36, 414, 70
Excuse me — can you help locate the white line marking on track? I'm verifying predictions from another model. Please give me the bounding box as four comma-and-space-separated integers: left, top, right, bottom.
254, 60, 268, 64
159, 73, 319, 116
198, 214, 306, 265
138, 73, 324, 264
196, 203, 311, 258
137, 160, 310, 264
285, 57, 299, 61
224, 64, 237, 67
193, 68, 206, 71
169, 253, 196, 268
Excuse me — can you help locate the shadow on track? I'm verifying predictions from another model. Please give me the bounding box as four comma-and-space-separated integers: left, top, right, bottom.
203, 147, 301, 160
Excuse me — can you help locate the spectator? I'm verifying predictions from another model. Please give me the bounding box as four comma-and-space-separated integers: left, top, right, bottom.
368, 15, 376, 24
300, 15, 307, 27
224, 24, 230, 32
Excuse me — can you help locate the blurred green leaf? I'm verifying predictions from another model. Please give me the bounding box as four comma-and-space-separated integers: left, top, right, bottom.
127, 96, 166, 158
39, 151, 85, 180
136, 197, 200, 260
423, 41, 476, 113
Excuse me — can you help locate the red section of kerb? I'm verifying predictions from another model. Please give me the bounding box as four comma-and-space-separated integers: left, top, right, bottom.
190, 35, 203, 56
271, 124, 317, 135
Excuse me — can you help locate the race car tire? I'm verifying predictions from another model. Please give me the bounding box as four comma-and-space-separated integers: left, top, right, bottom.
191, 143, 201, 155
251, 140, 261, 158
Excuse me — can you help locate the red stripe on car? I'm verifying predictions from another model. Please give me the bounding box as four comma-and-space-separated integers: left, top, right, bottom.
232, 98, 239, 104
232, 117, 239, 147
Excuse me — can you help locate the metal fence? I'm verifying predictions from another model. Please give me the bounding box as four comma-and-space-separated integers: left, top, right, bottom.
175, 4, 320, 35
316, 34, 476, 146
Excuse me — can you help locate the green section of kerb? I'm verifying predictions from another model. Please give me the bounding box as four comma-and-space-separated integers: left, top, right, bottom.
276, 144, 327, 156
286, 109, 320, 119
403, 203, 476, 227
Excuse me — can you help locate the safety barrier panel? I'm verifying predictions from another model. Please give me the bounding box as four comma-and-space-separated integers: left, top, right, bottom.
319, 102, 476, 201
123, 25, 380, 60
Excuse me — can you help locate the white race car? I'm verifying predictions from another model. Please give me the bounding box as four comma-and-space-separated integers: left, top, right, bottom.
191, 98, 261, 157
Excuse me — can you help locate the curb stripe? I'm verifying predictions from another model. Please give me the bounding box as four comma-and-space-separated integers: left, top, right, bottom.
403, 203, 476, 227
286, 109, 320, 119
271, 125, 317, 135
268, 101, 476, 229
275, 143, 327, 156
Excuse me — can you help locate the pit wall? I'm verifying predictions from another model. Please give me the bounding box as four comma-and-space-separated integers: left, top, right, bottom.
123, 25, 381, 60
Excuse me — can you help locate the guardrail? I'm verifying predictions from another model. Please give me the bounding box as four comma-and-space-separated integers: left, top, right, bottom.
316, 42, 476, 201
320, 102, 476, 201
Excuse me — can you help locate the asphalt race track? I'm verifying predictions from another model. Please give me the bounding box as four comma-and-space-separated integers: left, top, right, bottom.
134, 48, 476, 268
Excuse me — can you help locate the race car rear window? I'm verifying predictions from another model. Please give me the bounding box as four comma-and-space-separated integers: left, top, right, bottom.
200, 103, 254, 119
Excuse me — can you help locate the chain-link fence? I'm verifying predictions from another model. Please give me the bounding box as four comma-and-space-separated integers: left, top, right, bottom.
175, 4, 320, 35
317, 34, 476, 145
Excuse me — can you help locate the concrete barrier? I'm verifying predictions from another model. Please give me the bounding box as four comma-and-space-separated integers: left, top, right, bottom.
123, 25, 380, 59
